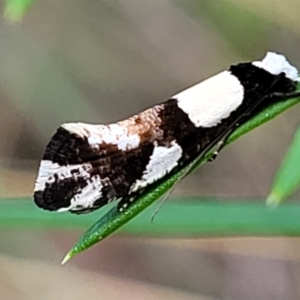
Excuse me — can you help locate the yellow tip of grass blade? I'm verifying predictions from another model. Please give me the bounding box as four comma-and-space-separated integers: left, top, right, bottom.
61, 251, 73, 265
266, 193, 281, 208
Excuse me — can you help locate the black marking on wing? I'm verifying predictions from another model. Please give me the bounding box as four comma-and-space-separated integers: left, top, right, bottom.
42, 128, 86, 165
230, 63, 296, 111
34, 175, 88, 211
91, 142, 155, 209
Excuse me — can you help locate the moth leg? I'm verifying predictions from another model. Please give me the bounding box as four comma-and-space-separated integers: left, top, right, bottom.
150, 188, 174, 223
208, 148, 222, 162
273, 91, 300, 100
208, 126, 237, 162
116, 185, 175, 221
208, 141, 224, 162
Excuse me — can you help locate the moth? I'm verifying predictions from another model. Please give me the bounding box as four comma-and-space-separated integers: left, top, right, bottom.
34, 52, 300, 214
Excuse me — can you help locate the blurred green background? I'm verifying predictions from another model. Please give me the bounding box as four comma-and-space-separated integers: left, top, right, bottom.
1, 0, 300, 299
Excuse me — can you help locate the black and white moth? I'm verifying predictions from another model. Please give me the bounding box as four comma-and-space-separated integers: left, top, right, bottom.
34, 52, 300, 214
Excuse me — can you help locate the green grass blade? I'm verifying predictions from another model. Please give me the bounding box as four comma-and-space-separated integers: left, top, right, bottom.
123, 200, 300, 237
2, 198, 300, 236
0, 198, 112, 229
4, 0, 38, 22
63, 91, 300, 263
267, 125, 300, 206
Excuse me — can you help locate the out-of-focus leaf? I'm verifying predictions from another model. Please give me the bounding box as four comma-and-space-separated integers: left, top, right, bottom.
1, 198, 300, 237
4, 0, 37, 22
267, 126, 300, 206
62, 90, 300, 264
178, 0, 271, 57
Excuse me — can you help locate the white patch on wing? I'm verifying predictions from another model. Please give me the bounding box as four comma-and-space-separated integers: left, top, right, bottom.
34, 160, 103, 212
174, 71, 244, 128
34, 160, 92, 191
253, 52, 299, 81
131, 141, 182, 192
62, 122, 141, 151
58, 175, 103, 212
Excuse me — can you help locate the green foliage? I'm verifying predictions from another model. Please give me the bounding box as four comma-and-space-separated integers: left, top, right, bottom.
2, 198, 300, 236
267, 126, 300, 206
4, 0, 37, 22
181, 0, 271, 57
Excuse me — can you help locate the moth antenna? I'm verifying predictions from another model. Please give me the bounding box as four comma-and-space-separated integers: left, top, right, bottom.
150, 188, 174, 223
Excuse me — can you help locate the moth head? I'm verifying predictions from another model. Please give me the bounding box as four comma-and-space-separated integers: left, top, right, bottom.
253, 52, 299, 82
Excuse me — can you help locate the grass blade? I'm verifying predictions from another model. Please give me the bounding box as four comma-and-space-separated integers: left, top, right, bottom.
4, 0, 38, 22
1, 198, 300, 236
267, 126, 300, 206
